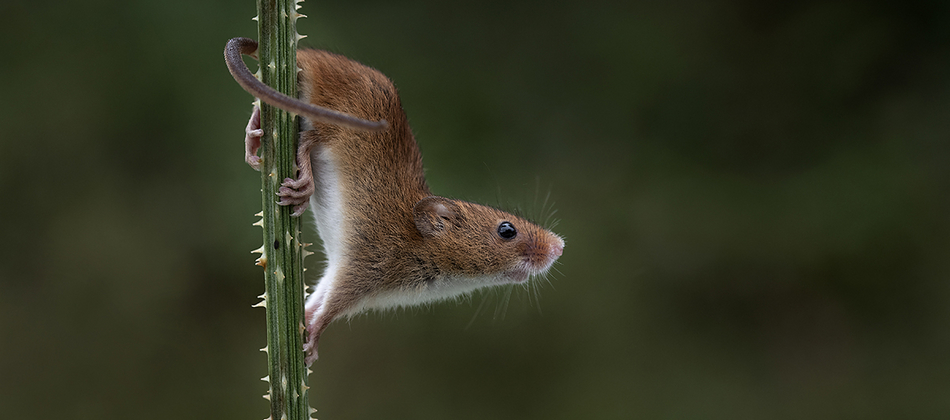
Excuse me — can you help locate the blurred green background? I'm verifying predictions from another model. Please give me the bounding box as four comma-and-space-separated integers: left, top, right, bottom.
3, 0, 949, 419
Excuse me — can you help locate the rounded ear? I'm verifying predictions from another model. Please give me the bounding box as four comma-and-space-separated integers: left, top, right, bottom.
413, 196, 461, 237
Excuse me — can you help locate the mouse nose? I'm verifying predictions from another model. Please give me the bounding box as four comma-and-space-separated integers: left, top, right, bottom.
550, 236, 564, 258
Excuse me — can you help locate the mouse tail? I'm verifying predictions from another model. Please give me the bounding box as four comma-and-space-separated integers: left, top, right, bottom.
224, 37, 389, 132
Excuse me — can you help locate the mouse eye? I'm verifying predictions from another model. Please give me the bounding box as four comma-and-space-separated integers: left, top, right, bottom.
497, 221, 517, 240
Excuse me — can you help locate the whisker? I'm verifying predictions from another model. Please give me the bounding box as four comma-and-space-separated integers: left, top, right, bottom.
494, 286, 514, 321
544, 206, 559, 228
534, 176, 542, 218
531, 281, 543, 314
465, 292, 490, 330
542, 271, 556, 289
542, 187, 552, 217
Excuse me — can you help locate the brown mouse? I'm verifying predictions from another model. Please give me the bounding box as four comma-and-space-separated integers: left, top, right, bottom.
225, 37, 564, 365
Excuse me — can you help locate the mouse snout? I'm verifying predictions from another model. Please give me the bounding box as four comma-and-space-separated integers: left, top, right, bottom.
503, 229, 564, 283
522, 232, 564, 270
551, 237, 564, 258
539, 234, 564, 260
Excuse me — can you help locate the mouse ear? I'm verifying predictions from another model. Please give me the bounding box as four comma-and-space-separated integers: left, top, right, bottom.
413, 196, 461, 237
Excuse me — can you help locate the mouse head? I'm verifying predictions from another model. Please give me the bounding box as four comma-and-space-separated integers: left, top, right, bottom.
413, 196, 564, 283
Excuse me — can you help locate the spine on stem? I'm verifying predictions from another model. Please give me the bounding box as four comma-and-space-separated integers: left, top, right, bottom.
253, 0, 312, 419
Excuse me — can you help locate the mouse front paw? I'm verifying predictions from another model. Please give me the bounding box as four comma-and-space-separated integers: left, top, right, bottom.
277, 176, 314, 217
276, 136, 317, 217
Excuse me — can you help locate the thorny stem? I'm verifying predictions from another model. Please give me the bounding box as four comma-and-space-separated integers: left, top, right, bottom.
253, 0, 311, 419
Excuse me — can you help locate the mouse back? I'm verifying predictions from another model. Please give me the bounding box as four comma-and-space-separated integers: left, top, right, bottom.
297, 49, 430, 226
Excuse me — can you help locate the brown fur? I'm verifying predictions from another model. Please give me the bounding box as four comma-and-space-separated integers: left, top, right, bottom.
228, 42, 563, 365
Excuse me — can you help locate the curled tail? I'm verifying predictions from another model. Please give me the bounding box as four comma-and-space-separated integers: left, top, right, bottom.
224, 37, 389, 132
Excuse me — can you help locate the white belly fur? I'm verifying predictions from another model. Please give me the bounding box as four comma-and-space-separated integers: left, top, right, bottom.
303, 143, 346, 321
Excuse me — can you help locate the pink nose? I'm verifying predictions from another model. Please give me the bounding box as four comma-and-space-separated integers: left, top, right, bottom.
551, 241, 563, 257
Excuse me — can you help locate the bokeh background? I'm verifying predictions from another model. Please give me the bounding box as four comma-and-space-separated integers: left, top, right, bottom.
3, 1, 949, 419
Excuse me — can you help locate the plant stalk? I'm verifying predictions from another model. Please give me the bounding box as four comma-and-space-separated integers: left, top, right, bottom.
254, 0, 311, 419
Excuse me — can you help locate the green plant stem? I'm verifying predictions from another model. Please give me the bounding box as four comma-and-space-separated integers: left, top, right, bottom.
255, 0, 310, 419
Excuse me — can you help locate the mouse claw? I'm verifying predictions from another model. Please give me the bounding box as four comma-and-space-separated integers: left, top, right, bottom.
282, 175, 311, 190
276, 193, 306, 206
277, 174, 315, 216
277, 192, 311, 217
291, 202, 310, 217
303, 299, 329, 366
246, 154, 262, 170
279, 179, 313, 198
302, 321, 319, 366
303, 341, 319, 366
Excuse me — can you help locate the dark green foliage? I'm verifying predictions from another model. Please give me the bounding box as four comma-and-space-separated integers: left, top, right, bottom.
1, 1, 948, 419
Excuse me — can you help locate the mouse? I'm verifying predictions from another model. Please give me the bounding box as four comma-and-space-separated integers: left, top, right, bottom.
225, 37, 565, 365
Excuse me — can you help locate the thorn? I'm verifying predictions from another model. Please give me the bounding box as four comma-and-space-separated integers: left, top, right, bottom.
252, 300, 266, 308
275, 268, 285, 283
281, 374, 289, 391
263, 393, 270, 401
309, 406, 317, 414
253, 218, 264, 227
286, 232, 294, 246
252, 15, 258, 21
255, 256, 267, 268
255, 211, 264, 217
307, 368, 313, 375
251, 245, 265, 254
258, 292, 267, 299
302, 249, 314, 258
296, 33, 308, 42
260, 346, 269, 353
261, 375, 270, 383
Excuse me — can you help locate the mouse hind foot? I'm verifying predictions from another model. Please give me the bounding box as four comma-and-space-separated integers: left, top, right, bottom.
244, 105, 264, 170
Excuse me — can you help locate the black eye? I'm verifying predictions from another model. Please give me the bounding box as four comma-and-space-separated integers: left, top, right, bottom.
497, 221, 517, 239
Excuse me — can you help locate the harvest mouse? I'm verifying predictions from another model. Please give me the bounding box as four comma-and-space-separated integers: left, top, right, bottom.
225, 37, 564, 365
